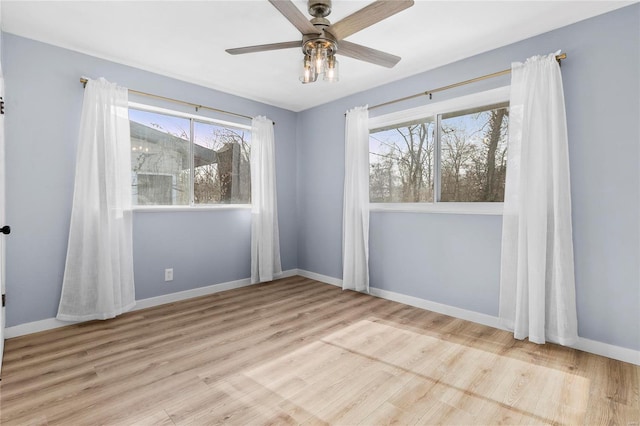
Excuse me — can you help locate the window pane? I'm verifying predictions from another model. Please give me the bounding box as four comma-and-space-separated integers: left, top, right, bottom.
440, 104, 509, 202
129, 109, 191, 205
193, 121, 251, 204
369, 119, 435, 202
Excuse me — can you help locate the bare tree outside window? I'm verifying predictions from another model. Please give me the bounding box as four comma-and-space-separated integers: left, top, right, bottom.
441, 105, 509, 202
369, 119, 435, 202
193, 122, 251, 204
369, 102, 508, 203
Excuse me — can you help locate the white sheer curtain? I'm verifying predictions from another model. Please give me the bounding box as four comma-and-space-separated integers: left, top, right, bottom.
57, 78, 135, 321
251, 116, 282, 283
499, 52, 578, 346
342, 106, 370, 292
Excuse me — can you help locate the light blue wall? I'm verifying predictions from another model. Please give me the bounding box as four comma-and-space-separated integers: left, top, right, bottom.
297, 4, 639, 351
3, 33, 297, 327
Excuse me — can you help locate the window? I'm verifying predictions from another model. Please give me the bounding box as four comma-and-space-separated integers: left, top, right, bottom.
369, 118, 435, 203
129, 106, 251, 206
368, 88, 509, 209
440, 104, 509, 202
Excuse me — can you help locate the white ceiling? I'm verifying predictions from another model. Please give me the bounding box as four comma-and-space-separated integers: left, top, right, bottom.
1, 1, 634, 111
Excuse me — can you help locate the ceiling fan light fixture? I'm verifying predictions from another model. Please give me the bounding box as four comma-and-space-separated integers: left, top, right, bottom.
300, 38, 338, 85
300, 54, 317, 84
324, 55, 339, 83
314, 46, 327, 72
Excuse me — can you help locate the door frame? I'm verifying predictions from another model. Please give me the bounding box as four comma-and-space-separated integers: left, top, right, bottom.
0, 67, 6, 377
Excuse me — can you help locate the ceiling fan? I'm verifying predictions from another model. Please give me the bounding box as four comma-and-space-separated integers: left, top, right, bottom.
226, 0, 415, 83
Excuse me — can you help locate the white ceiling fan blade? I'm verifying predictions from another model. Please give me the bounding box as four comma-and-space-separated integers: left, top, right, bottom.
226, 41, 301, 55
327, 0, 414, 41
337, 40, 401, 68
268, 0, 322, 35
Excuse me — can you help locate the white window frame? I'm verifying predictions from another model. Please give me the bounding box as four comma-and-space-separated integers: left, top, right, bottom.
128, 102, 252, 212
368, 86, 509, 215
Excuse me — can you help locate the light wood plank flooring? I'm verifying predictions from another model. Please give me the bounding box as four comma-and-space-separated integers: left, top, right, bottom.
1, 276, 638, 425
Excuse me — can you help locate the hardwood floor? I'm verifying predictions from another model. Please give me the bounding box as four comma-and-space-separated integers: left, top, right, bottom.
1, 276, 638, 425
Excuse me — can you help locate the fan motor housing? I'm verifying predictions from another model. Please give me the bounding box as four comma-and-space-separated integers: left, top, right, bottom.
308, 0, 332, 18
302, 31, 337, 56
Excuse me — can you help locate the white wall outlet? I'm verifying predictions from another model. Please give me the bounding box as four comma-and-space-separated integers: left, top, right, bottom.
164, 268, 173, 282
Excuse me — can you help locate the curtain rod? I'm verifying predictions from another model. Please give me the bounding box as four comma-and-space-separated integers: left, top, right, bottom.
367, 53, 567, 112
79, 78, 263, 123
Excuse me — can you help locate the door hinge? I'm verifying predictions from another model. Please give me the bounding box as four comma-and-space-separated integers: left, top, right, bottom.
2, 294, 5, 307
0, 97, 5, 115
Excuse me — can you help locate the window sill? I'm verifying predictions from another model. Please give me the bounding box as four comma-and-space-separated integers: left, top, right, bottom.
370, 202, 503, 215
133, 205, 251, 213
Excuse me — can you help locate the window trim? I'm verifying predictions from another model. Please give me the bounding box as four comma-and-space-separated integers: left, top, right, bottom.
133, 205, 251, 213
129, 102, 251, 131
128, 102, 252, 211
368, 86, 509, 215
369, 202, 503, 215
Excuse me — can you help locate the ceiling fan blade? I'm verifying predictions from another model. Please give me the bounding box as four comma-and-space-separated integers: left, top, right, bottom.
268, 0, 322, 35
327, 0, 414, 40
336, 40, 401, 68
226, 41, 301, 55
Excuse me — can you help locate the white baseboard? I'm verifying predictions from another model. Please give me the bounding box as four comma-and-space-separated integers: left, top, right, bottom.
572, 337, 640, 366
5, 317, 76, 339
133, 276, 253, 312
276, 269, 299, 279
296, 269, 343, 287
296, 269, 640, 366
368, 287, 506, 331
4, 269, 298, 339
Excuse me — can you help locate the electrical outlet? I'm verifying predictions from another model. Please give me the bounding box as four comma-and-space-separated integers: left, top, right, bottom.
164, 268, 173, 282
